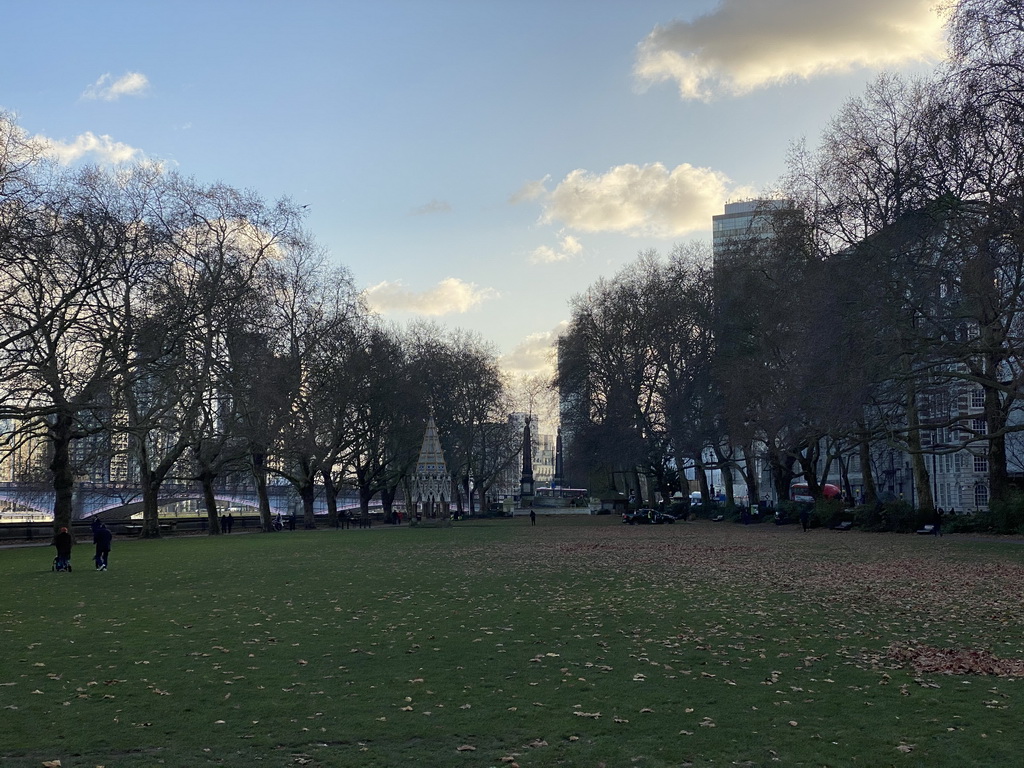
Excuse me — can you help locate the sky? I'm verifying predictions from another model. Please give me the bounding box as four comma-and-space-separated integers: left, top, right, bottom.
1, 0, 948, 378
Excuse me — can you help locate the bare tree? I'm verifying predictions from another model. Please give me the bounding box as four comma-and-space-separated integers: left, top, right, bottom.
409, 324, 512, 515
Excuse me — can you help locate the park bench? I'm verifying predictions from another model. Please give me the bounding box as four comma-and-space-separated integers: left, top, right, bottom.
916, 524, 936, 535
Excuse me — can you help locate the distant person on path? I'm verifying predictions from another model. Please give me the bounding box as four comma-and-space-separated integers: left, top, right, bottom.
530, 509, 536, 526
220, 514, 228, 533
226, 512, 234, 533
93, 522, 112, 570
54, 526, 73, 571
799, 507, 810, 532
932, 507, 943, 537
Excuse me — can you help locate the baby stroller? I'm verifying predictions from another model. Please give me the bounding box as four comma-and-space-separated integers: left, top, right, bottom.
52, 555, 72, 572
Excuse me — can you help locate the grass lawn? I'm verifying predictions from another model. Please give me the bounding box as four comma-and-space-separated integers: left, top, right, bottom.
1, 516, 1022, 767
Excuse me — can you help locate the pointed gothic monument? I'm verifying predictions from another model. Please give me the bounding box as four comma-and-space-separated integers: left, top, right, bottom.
411, 412, 451, 522
519, 415, 535, 506
552, 426, 564, 490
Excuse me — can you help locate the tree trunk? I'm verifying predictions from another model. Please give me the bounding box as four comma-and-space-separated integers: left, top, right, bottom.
359, 483, 373, 519
904, 377, 933, 511
767, 443, 796, 501
797, 442, 822, 498
477, 482, 488, 516
986, 379, 1010, 506
140, 473, 162, 539
694, 456, 711, 503
631, 467, 644, 506
200, 472, 221, 535
740, 443, 759, 505
381, 485, 397, 520
300, 480, 316, 528
858, 426, 878, 505
251, 450, 274, 532
49, 412, 76, 535
322, 469, 339, 528
716, 448, 733, 507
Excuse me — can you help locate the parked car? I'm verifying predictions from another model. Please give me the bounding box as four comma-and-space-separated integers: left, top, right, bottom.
622, 508, 674, 525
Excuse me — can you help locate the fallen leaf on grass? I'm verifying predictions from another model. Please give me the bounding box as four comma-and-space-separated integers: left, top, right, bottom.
897, 743, 915, 753
42, 761, 61, 768
456, 745, 476, 752
889, 644, 1024, 677
573, 711, 601, 718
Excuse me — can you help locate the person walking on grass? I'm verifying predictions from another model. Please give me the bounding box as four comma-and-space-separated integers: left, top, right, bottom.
530, 509, 536, 526
93, 522, 112, 570
54, 526, 73, 571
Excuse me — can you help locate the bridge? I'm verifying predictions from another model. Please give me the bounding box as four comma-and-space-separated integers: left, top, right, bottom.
0, 481, 365, 522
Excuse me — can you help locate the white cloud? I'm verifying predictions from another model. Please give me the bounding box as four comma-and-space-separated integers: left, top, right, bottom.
363, 277, 497, 316
531, 232, 584, 264
411, 199, 452, 215
499, 322, 568, 377
82, 71, 150, 101
35, 131, 144, 166
509, 177, 550, 204
635, 0, 945, 100
540, 162, 740, 237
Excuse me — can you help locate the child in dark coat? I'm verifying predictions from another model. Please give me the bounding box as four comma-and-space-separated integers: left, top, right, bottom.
93, 523, 113, 570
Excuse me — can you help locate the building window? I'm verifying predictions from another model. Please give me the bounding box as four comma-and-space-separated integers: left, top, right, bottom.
971, 389, 985, 409
972, 418, 987, 435
975, 483, 989, 509
974, 453, 989, 473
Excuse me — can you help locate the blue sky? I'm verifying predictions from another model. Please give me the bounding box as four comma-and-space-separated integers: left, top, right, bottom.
1, 0, 946, 376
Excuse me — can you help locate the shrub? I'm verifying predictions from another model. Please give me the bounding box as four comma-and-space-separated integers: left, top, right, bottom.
854, 500, 920, 532
986, 491, 1024, 534
692, 501, 730, 520
814, 498, 848, 529
945, 511, 986, 534
668, 501, 690, 520
775, 501, 803, 525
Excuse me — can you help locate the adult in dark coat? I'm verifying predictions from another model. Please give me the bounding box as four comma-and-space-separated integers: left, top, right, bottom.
54, 527, 73, 571
93, 522, 112, 570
